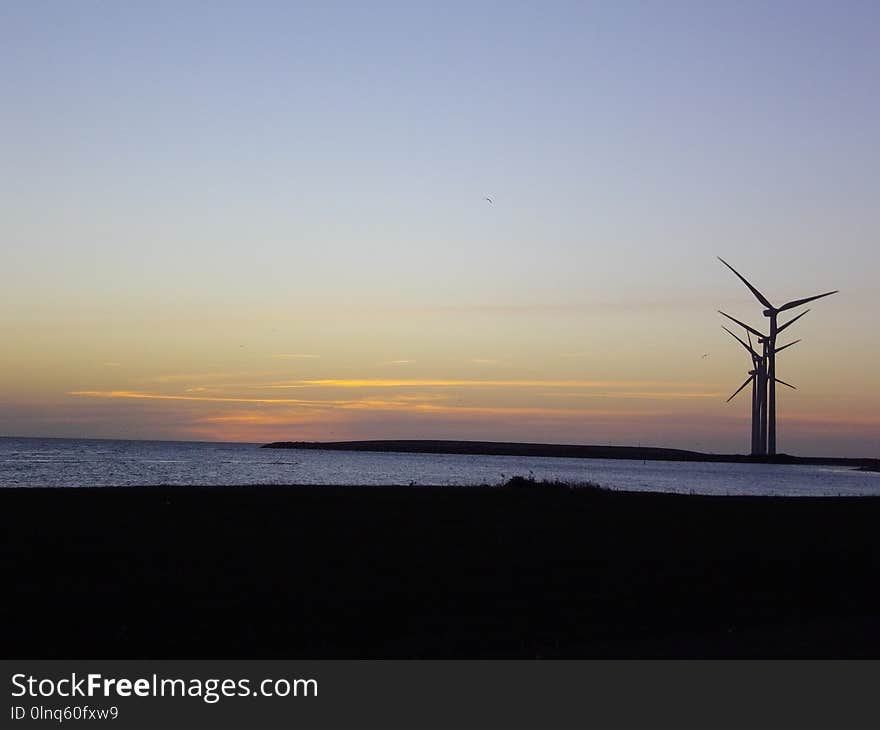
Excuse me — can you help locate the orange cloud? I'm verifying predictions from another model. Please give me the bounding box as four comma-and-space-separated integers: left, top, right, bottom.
263, 378, 707, 390
68, 389, 703, 420
69, 390, 324, 405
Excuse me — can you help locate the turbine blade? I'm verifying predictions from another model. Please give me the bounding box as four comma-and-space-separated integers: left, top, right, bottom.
773, 377, 797, 390
777, 309, 810, 334
778, 290, 838, 312
775, 339, 801, 354
718, 257, 773, 309
718, 310, 766, 339
722, 326, 760, 359
721, 325, 750, 350
746, 331, 760, 365
726, 376, 753, 403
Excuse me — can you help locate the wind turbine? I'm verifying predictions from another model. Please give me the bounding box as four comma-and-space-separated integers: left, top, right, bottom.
722, 325, 800, 455
718, 257, 836, 455
718, 311, 770, 452
722, 326, 764, 455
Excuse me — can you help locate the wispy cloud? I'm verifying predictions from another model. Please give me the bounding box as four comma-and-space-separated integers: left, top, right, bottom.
69, 390, 326, 405
538, 390, 722, 400
376, 296, 735, 317
69, 377, 724, 424
194, 411, 331, 425
262, 378, 701, 390
385, 359, 416, 365
71, 389, 687, 420
68, 390, 452, 410
143, 371, 276, 384
272, 354, 321, 360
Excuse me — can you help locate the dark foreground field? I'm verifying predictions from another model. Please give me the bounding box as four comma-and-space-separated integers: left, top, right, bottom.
4, 483, 880, 658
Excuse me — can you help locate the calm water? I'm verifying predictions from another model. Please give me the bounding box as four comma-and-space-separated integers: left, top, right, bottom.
1, 437, 878, 496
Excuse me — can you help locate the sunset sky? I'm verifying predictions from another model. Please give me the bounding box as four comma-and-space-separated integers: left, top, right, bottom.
2, 2, 878, 455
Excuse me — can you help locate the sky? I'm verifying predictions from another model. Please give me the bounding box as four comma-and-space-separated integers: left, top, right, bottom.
1, 1, 879, 455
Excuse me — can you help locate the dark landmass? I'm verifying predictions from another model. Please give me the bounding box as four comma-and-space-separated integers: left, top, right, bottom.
4, 481, 880, 658
263, 439, 880, 469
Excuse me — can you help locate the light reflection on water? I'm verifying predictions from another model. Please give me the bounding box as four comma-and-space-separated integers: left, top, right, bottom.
0, 437, 878, 496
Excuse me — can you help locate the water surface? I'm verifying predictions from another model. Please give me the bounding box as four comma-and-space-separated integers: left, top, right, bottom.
1, 437, 878, 496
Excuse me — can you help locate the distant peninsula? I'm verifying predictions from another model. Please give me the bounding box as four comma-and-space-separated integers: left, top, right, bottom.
262, 439, 880, 470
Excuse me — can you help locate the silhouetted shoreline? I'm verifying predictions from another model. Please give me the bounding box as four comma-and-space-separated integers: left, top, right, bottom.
263, 439, 880, 469
4, 482, 880, 658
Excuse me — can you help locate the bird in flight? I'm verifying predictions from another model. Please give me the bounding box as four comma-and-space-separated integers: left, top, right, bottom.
701, 353, 711, 359
485, 197, 494, 204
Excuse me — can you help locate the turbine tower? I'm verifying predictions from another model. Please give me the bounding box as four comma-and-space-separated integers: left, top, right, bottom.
722, 324, 799, 455
718, 311, 769, 453
722, 326, 764, 455
718, 258, 837, 455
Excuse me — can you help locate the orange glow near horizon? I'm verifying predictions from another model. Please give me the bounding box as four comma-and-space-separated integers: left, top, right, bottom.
1, 301, 877, 456
52, 370, 880, 455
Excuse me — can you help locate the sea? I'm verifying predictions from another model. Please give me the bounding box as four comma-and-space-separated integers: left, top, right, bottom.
1, 436, 878, 496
